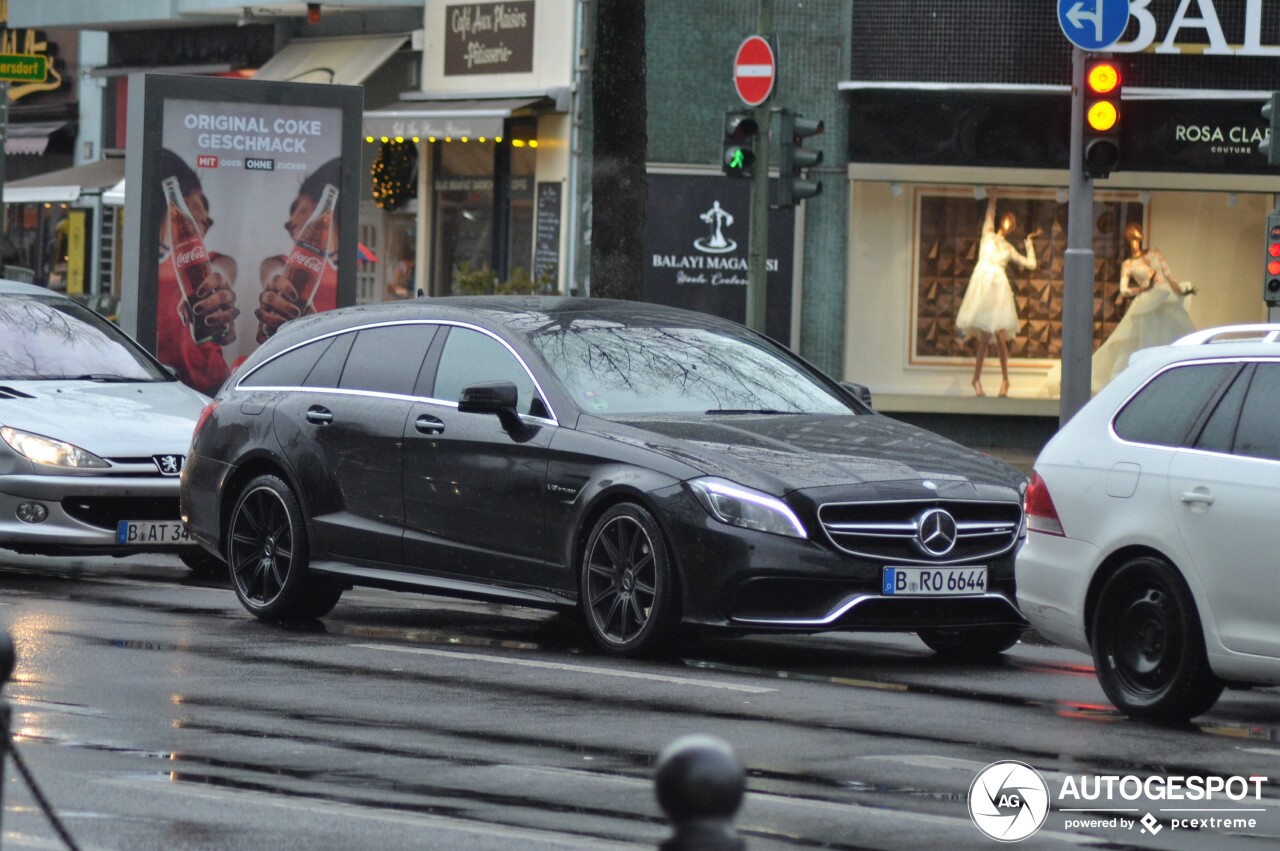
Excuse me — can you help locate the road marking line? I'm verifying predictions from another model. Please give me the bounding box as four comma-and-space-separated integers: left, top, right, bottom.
100, 777, 640, 849
352, 643, 777, 693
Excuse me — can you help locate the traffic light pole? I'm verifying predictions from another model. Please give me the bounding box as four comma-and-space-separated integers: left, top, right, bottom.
1061, 47, 1094, 427
746, 0, 774, 334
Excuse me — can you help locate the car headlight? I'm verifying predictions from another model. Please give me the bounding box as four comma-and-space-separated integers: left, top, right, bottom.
0, 427, 109, 468
688, 477, 807, 539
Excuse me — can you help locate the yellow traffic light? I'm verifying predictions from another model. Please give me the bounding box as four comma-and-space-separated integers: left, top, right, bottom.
1087, 101, 1118, 132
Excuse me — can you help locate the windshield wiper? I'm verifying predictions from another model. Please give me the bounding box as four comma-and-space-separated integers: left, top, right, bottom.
705, 408, 792, 415
64, 374, 152, 383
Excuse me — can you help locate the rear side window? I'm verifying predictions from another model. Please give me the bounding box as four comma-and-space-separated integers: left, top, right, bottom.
303, 332, 355, 389
338, 324, 435, 396
241, 337, 333, 388
1113, 363, 1234, 447
1231, 363, 1280, 462
1192, 365, 1250, 454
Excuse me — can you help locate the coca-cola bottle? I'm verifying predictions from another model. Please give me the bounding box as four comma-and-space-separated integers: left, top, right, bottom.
163, 176, 216, 345
258, 183, 338, 341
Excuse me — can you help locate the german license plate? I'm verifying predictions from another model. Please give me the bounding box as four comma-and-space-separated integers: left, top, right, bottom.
882, 566, 987, 596
116, 520, 192, 545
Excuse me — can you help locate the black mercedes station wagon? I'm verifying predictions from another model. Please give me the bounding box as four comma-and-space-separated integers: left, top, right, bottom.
181, 297, 1028, 658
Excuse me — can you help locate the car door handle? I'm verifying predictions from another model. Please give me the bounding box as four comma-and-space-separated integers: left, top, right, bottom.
305, 406, 333, 425
415, 414, 445, 435
1180, 491, 1215, 506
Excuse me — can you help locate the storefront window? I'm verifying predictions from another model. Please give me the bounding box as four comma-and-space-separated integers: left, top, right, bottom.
4, 202, 72, 288
430, 117, 540, 296
911, 191, 1143, 363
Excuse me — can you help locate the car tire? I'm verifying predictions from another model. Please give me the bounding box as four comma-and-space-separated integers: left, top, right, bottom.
917, 625, 1024, 660
580, 503, 681, 658
179, 549, 225, 577
1090, 556, 1223, 720
227, 474, 343, 621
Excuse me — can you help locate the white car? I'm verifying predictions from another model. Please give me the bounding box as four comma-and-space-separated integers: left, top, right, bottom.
0, 280, 216, 570
1016, 324, 1280, 719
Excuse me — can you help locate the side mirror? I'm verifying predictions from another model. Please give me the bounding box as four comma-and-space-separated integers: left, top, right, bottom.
458, 380, 521, 431
840, 381, 873, 409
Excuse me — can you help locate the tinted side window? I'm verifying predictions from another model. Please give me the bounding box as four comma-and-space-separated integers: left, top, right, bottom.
1192, 365, 1249, 454
433, 327, 539, 416
1231, 363, 1280, 462
339, 325, 436, 396
241, 337, 333, 388
1113, 363, 1233, 447
303, 332, 355, 388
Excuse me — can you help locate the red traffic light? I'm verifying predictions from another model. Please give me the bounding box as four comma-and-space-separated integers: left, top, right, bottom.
1269, 242, 1280, 257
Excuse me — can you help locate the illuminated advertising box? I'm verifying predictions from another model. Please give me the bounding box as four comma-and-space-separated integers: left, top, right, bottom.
122, 74, 362, 395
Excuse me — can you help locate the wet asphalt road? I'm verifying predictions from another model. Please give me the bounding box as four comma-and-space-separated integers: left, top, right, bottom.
0, 553, 1277, 851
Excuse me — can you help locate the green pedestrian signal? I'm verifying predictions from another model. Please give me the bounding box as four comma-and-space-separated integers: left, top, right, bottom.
722, 109, 757, 178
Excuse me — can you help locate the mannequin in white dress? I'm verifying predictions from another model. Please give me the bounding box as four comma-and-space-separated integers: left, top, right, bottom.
1090, 223, 1195, 393
955, 194, 1043, 396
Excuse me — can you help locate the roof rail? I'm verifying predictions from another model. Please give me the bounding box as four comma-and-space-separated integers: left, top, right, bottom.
1173, 324, 1280, 346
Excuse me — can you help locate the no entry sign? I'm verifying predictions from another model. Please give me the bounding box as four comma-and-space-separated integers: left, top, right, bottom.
733, 35, 775, 107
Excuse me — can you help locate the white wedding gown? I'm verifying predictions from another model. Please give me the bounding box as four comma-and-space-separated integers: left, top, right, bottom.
955, 229, 1037, 339
1091, 251, 1195, 393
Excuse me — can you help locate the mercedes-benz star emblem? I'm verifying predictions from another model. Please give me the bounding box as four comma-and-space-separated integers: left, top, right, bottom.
153, 455, 183, 476
916, 507, 958, 557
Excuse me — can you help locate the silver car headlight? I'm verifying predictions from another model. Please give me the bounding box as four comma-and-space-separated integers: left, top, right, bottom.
0, 426, 109, 468
688, 477, 807, 539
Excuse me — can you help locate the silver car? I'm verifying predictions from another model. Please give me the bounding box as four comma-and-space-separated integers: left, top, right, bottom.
0, 280, 215, 570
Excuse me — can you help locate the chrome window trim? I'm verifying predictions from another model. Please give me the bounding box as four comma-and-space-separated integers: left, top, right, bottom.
1106, 356, 1280, 453
234, 318, 560, 427
730, 592, 1021, 627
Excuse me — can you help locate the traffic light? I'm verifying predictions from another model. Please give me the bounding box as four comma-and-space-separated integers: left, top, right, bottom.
778, 109, 823, 207
1265, 210, 1280, 305
1260, 93, 1280, 166
1082, 57, 1122, 179
722, 109, 757, 178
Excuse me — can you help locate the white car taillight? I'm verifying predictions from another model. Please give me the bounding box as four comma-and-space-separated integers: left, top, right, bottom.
1024, 471, 1065, 536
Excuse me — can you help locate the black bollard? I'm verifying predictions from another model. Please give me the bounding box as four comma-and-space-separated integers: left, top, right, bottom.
654, 734, 746, 851
0, 629, 13, 837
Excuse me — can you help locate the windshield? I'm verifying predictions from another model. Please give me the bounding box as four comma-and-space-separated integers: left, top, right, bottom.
529, 320, 853, 416
0, 295, 169, 382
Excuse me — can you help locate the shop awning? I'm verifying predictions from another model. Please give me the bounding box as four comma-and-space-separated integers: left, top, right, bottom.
254, 34, 408, 86
5, 121, 69, 156
3, 157, 126, 205
362, 98, 544, 142
103, 179, 126, 207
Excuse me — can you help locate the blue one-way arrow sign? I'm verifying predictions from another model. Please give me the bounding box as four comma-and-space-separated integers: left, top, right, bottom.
1057, 0, 1129, 51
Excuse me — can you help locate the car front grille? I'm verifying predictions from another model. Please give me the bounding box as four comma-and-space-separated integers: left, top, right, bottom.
62, 497, 181, 530
817, 499, 1021, 564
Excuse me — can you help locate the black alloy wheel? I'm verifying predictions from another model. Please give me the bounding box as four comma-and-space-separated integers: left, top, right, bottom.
581, 503, 680, 657
1090, 556, 1223, 720
918, 625, 1024, 660
227, 474, 343, 621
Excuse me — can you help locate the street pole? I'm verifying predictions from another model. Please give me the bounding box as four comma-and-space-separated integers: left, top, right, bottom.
1061, 47, 1094, 427
745, 0, 773, 333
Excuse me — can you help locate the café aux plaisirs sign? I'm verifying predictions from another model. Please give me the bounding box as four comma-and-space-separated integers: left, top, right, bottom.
1115, 0, 1280, 56
445, 2, 535, 75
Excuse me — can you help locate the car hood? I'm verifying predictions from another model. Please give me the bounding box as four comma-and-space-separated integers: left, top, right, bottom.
0, 380, 207, 456
588, 412, 1026, 497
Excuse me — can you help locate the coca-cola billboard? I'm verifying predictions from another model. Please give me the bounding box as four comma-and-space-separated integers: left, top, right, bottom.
122, 75, 363, 395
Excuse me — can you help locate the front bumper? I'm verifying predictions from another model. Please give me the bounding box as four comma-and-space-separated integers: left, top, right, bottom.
0, 473, 193, 555
651, 487, 1025, 632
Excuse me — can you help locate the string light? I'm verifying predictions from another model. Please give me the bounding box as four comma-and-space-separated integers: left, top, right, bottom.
370, 140, 418, 211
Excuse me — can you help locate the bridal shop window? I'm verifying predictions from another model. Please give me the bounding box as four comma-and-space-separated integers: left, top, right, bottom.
910, 190, 1146, 364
